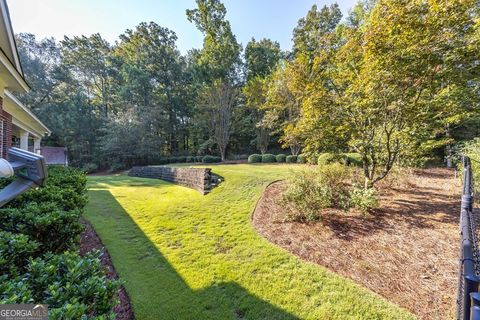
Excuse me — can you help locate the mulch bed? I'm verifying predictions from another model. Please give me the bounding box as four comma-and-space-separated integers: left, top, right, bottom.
252, 168, 460, 320
80, 219, 135, 320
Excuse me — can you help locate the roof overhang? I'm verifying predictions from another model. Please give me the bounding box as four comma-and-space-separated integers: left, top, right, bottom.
4, 90, 50, 138
0, 0, 28, 92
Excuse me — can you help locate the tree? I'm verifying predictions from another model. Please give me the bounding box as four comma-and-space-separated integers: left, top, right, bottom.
243, 38, 282, 153
187, 0, 242, 161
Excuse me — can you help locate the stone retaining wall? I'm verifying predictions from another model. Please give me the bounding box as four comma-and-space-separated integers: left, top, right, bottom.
128, 166, 213, 194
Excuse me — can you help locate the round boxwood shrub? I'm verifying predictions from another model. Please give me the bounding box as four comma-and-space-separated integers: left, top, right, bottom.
248, 154, 262, 163
317, 153, 345, 165
202, 155, 221, 163
297, 155, 307, 164
344, 153, 362, 166
261, 154, 276, 163
276, 154, 286, 163
286, 155, 297, 163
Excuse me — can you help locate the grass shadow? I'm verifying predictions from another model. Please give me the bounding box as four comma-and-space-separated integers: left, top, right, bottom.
86, 188, 299, 320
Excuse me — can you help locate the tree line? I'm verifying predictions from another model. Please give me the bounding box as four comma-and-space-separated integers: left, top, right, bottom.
16, 0, 480, 185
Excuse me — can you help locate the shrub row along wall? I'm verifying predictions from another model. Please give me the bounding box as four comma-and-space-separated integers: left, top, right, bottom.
129, 166, 213, 194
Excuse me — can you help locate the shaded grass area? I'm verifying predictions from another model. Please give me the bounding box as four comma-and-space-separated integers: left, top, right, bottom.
85, 164, 415, 320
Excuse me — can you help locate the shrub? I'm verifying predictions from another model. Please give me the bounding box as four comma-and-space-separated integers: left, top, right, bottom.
0, 203, 83, 253
276, 154, 287, 163
248, 154, 262, 163
186, 156, 194, 163
344, 153, 363, 166
109, 162, 125, 172
0, 231, 39, 277
202, 155, 221, 163
3, 251, 119, 318
10, 186, 87, 212
282, 164, 352, 221
81, 163, 98, 173
168, 157, 178, 163
196, 156, 203, 162
286, 155, 297, 163
465, 138, 480, 200
297, 155, 307, 164
351, 187, 378, 213
317, 153, 343, 165
47, 166, 87, 194
177, 156, 186, 163
261, 154, 276, 163
0, 276, 33, 304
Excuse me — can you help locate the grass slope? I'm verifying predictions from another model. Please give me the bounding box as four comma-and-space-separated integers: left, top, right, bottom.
85, 164, 415, 320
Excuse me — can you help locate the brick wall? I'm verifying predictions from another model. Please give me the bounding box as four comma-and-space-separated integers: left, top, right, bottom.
0, 97, 12, 159
128, 166, 214, 194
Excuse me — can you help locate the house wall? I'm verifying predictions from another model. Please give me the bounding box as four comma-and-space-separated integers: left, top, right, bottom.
0, 96, 12, 159
128, 166, 214, 194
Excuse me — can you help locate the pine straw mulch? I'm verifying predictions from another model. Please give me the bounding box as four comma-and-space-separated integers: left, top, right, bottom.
80, 220, 135, 320
252, 168, 460, 320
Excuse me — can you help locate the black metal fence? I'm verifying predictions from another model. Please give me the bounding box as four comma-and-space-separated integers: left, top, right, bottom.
457, 155, 480, 320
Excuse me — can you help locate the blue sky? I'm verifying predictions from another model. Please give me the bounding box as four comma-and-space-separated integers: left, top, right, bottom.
8, 0, 357, 53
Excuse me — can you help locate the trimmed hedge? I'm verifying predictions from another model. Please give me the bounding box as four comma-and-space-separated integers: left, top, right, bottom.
276, 154, 287, 163
261, 154, 276, 163
317, 152, 363, 166
1, 251, 119, 318
0, 166, 119, 317
286, 155, 297, 163
202, 155, 221, 163
297, 155, 307, 164
248, 154, 262, 163
196, 156, 203, 162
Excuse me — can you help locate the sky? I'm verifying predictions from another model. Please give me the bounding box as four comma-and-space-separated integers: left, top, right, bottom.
8, 0, 357, 54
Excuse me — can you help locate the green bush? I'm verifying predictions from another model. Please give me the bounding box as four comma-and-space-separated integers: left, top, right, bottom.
282, 163, 352, 221
248, 154, 262, 163
317, 153, 344, 165
344, 153, 363, 166
276, 154, 287, 163
0, 276, 33, 304
261, 154, 276, 163
2, 251, 119, 318
0, 164, 117, 317
465, 138, 480, 200
186, 156, 194, 163
168, 157, 178, 163
0, 231, 39, 277
10, 186, 87, 212
196, 156, 203, 162
286, 155, 297, 163
297, 155, 307, 164
0, 203, 83, 253
177, 156, 186, 163
109, 162, 125, 172
350, 187, 378, 213
202, 155, 221, 163
81, 163, 98, 173
47, 166, 87, 194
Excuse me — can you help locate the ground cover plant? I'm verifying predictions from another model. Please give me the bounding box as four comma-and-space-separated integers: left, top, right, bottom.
85, 164, 414, 320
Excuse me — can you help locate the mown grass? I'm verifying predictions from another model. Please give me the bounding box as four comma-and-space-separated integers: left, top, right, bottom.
85, 164, 415, 320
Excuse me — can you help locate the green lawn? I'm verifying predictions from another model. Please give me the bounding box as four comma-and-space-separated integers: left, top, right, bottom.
85, 164, 415, 320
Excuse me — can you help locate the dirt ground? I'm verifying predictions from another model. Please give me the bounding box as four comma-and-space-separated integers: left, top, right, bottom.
80, 220, 135, 320
252, 168, 460, 320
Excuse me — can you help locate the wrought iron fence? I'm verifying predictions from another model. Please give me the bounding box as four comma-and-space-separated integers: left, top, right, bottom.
457, 155, 480, 320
